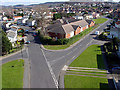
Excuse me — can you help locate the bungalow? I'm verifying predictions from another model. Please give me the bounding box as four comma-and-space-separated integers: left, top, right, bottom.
86, 20, 95, 27
47, 19, 95, 39
48, 24, 74, 39
13, 16, 22, 21
70, 19, 89, 34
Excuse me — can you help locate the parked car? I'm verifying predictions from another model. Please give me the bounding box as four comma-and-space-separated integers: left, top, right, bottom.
95, 31, 100, 35
25, 41, 30, 44
33, 32, 37, 36
25, 30, 29, 33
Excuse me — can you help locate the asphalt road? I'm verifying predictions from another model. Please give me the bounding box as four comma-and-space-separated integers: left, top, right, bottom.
1, 18, 112, 88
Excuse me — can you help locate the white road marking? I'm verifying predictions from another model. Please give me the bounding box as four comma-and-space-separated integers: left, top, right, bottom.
41, 49, 58, 88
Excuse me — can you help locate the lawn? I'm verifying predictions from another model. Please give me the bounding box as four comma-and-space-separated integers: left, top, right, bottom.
93, 18, 108, 25
70, 45, 105, 69
64, 75, 109, 88
2, 59, 24, 88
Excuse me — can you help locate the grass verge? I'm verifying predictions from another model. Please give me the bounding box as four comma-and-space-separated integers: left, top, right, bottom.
70, 45, 105, 69
64, 75, 109, 88
2, 59, 24, 88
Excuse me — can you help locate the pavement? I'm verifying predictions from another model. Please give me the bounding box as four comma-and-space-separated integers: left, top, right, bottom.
1, 18, 113, 88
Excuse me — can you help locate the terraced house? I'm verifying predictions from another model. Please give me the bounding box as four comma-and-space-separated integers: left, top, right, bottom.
47, 19, 95, 39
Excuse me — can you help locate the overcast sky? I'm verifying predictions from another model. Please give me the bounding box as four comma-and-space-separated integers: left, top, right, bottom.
0, 0, 119, 6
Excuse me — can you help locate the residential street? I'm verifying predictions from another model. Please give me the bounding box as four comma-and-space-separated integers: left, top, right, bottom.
1, 18, 112, 88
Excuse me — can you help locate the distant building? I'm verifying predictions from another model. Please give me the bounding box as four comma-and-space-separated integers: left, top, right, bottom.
70, 0, 104, 2
108, 0, 113, 2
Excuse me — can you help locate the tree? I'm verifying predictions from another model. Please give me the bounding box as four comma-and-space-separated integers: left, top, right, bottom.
2, 30, 12, 55
33, 5, 49, 35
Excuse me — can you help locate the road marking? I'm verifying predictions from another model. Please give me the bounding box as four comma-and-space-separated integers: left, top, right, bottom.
41, 49, 58, 88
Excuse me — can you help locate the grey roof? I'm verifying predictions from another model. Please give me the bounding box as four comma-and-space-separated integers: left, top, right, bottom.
86, 20, 94, 25
70, 19, 89, 27
62, 24, 74, 34
48, 24, 74, 34
72, 25, 79, 30
7, 31, 16, 38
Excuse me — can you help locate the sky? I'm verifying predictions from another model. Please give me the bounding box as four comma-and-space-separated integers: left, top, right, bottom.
0, 0, 119, 6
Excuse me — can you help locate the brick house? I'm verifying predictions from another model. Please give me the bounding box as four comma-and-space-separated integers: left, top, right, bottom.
48, 24, 74, 39
70, 20, 89, 35
86, 20, 95, 28
47, 19, 95, 39
13, 16, 22, 21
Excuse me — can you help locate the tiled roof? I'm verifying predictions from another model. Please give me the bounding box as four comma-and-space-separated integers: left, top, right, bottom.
48, 24, 74, 34
70, 19, 89, 27
14, 16, 22, 18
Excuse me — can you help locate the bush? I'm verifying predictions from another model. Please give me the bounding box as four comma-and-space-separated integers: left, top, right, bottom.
98, 33, 106, 40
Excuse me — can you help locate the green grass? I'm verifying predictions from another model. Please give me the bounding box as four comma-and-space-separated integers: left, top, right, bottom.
2, 59, 24, 88
64, 75, 109, 88
70, 45, 105, 69
66, 72, 107, 77
93, 18, 108, 25
44, 45, 70, 50
67, 70, 107, 74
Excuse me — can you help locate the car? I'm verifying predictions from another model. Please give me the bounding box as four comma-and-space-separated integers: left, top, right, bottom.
112, 67, 120, 70
33, 32, 37, 36
25, 41, 30, 44
25, 30, 29, 33
95, 31, 100, 35
24, 34, 28, 36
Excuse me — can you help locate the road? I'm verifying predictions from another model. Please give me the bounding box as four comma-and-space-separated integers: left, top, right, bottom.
1, 18, 112, 88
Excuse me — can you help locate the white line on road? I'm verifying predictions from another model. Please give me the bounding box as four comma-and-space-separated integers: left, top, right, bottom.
41, 49, 59, 88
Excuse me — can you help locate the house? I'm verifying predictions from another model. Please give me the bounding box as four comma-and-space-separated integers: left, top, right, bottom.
2, 17, 8, 21
85, 14, 93, 19
48, 24, 74, 39
115, 21, 120, 28
13, 16, 22, 21
70, 19, 89, 32
17, 19, 22, 25
47, 19, 95, 39
92, 13, 100, 19
10, 25, 19, 30
107, 27, 120, 39
26, 20, 36, 26
6, 28, 17, 47
73, 16, 83, 20
86, 20, 95, 27
17, 18, 28, 25
2, 22, 12, 30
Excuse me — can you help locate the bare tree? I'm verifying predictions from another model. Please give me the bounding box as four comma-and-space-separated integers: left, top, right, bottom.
32, 5, 49, 35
